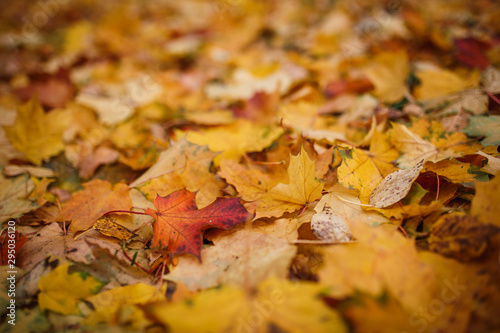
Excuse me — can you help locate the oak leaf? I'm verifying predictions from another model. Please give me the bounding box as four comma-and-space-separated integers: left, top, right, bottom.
145, 189, 249, 257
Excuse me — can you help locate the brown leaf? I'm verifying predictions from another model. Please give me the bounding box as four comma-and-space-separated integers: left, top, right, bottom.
55, 179, 132, 233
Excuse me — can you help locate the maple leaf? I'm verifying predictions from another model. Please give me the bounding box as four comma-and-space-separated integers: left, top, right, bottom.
255, 146, 324, 219
337, 130, 399, 202
144, 189, 249, 257
389, 120, 477, 168
55, 179, 132, 233
4, 97, 70, 165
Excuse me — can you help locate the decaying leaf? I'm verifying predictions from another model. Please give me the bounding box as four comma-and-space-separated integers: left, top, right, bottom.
0, 173, 38, 223
428, 212, 500, 260
310, 204, 353, 242
92, 216, 134, 241
369, 159, 424, 208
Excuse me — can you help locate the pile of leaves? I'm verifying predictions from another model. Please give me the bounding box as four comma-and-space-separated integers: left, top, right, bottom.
1, 0, 500, 332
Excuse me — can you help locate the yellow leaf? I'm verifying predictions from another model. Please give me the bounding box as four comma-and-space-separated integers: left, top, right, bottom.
256, 278, 347, 333
84, 283, 165, 329
256, 146, 324, 219
364, 50, 410, 103
471, 172, 500, 227
181, 119, 283, 163
414, 67, 471, 100
423, 159, 477, 183
185, 109, 235, 125
146, 278, 347, 333
4, 97, 70, 165
146, 285, 249, 333
38, 263, 103, 315
93, 216, 134, 240
337, 130, 398, 202
319, 222, 436, 311
389, 122, 472, 168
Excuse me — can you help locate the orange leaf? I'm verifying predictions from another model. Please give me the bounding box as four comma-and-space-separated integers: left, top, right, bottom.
55, 180, 132, 233
145, 189, 249, 258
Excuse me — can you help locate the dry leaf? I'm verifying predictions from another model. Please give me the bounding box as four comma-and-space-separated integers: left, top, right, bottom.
310, 204, 353, 242
369, 160, 424, 208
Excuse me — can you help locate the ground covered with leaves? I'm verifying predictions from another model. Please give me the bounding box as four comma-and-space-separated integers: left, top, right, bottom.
1, 0, 500, 332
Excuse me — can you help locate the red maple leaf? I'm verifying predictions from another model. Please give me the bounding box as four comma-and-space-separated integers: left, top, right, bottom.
145, 189, 249, 258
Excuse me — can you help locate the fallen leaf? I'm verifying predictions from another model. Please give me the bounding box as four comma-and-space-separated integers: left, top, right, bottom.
470, 172, 500, 227
256, 146, 324, 219
145, 189, 249, 257
428, 212, 500, 260
369, 160, 424, 208
414, 67, 471, 100
181, 119, 283, 162
423, 159, 478, 183
364, 50, 410, 103
146, 285, 249, 333
389, 121, 474, 168
337, 130, 399, 202
3, 97, 70, 165
319, 222, 435, 311
454, 38, 491, 70
0, 230, 28, 265
78, 146, 119, 178
464, 115, 500, 147
3, 165, 55, 178
315, 184, 390, 225
129, 137, 217, 188
219, 158, 275, 202
92, 216, 134, 241
54, 179, 132, 233
38, 262, 104, 315
17, 223, 101, 271
310, 204, 353, 242
166, 230, 296, 291
84, 283, 165, 329
0, 173, 38, 223
146, 278, 347, 333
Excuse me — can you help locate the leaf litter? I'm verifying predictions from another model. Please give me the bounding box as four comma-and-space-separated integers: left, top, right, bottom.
1, 0, 500, 332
